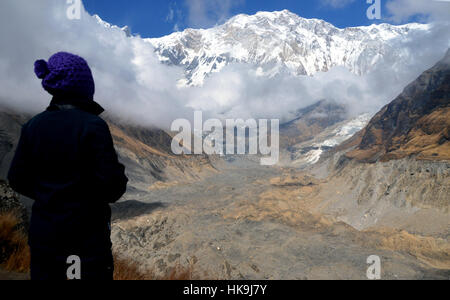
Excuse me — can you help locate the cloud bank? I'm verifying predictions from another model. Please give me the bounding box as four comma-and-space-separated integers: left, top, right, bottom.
0, 0, 449, 129
386, 0, 450, 23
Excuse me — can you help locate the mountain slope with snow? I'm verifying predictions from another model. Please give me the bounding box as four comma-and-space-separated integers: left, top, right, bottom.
144, 10, 431, 86
94, 15, 132, 37
289, 113, 371, 166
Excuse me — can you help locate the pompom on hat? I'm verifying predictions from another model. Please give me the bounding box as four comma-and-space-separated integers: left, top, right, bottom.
34, 52, 104, 115
34, 60, 50, 79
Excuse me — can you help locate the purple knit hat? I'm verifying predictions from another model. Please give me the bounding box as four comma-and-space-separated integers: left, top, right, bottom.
34, 52, 95, 101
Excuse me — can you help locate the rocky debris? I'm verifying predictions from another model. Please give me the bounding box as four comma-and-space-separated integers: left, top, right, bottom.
269, 173, 318, 187
0, 111, 27, 179
0, 180, 28, 231
111, 158, 449, 279
310, 156, 450, 237
306, 51, 450, 237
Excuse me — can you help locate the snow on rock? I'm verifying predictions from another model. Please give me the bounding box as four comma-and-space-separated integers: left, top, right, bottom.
144, 10, 430, 86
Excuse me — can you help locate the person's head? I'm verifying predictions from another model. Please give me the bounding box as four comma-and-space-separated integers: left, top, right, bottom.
34, 52, 103, 114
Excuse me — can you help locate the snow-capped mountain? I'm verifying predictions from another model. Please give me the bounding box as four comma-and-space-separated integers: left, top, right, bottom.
94, 15, 132, 37
91, 10, 438, 165
144, 10, 430, 86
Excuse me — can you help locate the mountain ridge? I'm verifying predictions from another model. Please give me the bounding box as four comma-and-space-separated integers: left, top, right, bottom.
140, 10, 431, 85
345, 49, 450, 162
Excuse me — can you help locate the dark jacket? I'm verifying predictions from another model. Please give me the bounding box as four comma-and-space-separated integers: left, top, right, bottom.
8, 97, 128, 256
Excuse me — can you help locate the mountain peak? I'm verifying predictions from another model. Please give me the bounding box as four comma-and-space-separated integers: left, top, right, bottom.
224, 9, 332, 30
254, 9, 299, 19
147, 10, 431, 86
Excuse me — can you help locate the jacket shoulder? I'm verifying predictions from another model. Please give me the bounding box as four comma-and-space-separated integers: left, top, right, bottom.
84, 114, 109, 130
81, 114, 112, 141
22, 111, 50, 131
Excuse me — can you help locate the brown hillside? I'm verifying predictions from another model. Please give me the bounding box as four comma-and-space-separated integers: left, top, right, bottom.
346, 50, 450, 162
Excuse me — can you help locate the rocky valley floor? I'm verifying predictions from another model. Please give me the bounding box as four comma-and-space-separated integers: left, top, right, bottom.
111, 156, 450, 280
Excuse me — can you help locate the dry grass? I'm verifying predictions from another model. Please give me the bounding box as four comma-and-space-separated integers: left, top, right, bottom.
0, 211, 30, 273
113, 255, 149, 280
364, 228, 450, 270
109, 123, 173, 158
113, 255, 194, 280
347, 107, 450, 162
0, 212, 196, 280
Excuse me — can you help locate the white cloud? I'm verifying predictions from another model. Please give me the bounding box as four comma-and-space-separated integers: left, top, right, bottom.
321, 0, 356, 9
166, 2, 183, 32
386, 0, 450, 22
166, 8, 175, 23
0, 0, 448, 131
184, 0, 244, 28
0, 0, 189, 128
183, 25, 450, 122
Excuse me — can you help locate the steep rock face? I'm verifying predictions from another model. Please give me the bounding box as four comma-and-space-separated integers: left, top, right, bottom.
145, 10, 431, 85
108, 121, 217, 199
278, 100, 370, 166
307, 51, 450, 234
286, 114, 371, 166
0, 109, 216, 201
346, 50, 450, 162
0, 110, 29, 179
280, 100, 347, 148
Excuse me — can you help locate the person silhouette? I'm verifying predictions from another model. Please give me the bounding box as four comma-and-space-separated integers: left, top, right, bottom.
8, 52, 128, 280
